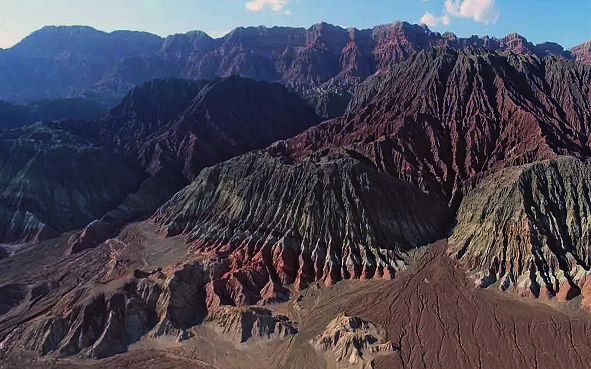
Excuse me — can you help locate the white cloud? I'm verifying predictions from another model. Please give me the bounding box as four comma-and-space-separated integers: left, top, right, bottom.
245, 0, 289, 12
443, 0, 500, 24
284, 10, 293, 16
420, 12, 450, 27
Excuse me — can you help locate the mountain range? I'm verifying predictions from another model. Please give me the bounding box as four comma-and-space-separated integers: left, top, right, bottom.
1, 22, 589, 109
1, 21, 591, 369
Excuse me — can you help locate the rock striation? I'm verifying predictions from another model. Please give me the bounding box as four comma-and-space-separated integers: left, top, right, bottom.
450, 157, 591, 298
285, 47, 591, 205
153, 150, 452, 296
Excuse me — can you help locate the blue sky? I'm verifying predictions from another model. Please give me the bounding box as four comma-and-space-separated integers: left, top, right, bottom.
0, 0, 589, 48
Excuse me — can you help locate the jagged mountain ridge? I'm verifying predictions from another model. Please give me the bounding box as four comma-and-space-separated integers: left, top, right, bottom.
283, 47, 591, 205
143, 46, 591, 314
0, 22, 584, 103
97, 23, 582, 92
0, 77, 321, 246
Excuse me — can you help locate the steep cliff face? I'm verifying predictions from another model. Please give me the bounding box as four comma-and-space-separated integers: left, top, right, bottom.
152, 150, 452, 298
67, 76, 322, 252
570, 40, 591, 66
450, 157, 591, 298
285, 48, 591, 204
126, 22, 578, 93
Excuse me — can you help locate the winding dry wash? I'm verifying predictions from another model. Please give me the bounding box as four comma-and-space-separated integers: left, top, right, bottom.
0, 13, 590, 369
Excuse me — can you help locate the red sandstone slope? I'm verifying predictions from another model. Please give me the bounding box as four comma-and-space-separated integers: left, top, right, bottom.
147, 47, 591, 309
570, 40, 591, 66
146, 46, 591, 318
285, 47, 591, 203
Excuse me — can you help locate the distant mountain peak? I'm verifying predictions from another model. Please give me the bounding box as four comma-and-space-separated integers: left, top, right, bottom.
0, 21, 584, 102
570, 39, 591, 66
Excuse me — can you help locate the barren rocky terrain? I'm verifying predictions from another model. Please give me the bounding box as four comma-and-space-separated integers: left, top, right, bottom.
1, 24, 591, 369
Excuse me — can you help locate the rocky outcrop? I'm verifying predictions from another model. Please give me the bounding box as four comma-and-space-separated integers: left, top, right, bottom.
312, 314, 396, 369
155, 262, 209, 334
570, 40, 591, 66
20, 279, 162, 359
207, 306, 297, 343
153, 150, 452, 296
450, 157, 591, 298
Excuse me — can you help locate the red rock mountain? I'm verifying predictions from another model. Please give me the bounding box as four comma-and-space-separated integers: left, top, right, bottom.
570, 40, 591, 66
107, 22, 577, 93
68, 76, 322, 253
151, 46, 591, 322
286, 47, 591, 203
2, 31, 591, 369
0, 77, 321, 247
0, 22, 580, 103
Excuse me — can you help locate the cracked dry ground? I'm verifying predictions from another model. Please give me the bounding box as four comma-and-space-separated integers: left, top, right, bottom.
279, 240, 591, 369
6, 239, 591, 369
